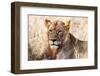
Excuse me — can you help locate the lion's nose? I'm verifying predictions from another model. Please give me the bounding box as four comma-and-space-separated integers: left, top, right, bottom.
52, 39, 56, 42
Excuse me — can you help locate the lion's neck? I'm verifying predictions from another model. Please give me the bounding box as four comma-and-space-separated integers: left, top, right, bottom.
60, 33, 73, 50
63, 33, 71, 44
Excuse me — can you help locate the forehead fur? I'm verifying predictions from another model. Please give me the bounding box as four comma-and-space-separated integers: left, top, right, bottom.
45, 18, 71, 31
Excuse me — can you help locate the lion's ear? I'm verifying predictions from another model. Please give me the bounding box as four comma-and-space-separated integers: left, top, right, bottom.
65, 20, 71, 30
45, 19, 51, 28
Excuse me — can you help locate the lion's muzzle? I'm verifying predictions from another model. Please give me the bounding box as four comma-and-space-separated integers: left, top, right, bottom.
49, 40, 61, 49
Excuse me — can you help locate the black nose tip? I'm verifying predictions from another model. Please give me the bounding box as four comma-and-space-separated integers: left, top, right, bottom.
52, 39, 56, 42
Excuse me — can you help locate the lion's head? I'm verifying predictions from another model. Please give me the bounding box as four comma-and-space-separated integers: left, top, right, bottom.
45, 19, 71, 50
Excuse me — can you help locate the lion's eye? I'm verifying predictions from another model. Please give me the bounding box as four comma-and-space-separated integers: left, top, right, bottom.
59, 30, 62, 33
49, 30, 52, 32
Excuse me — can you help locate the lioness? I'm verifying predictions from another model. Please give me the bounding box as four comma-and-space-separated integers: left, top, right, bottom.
44, 19, 88, 59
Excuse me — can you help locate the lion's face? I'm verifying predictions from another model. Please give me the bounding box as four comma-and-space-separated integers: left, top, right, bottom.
45, 19, 71, 49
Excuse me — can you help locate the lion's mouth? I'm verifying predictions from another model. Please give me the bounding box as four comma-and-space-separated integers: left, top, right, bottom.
49, 41, 61, 49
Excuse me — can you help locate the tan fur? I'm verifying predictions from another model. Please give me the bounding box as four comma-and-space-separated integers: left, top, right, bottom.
45, 19, 71, 59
